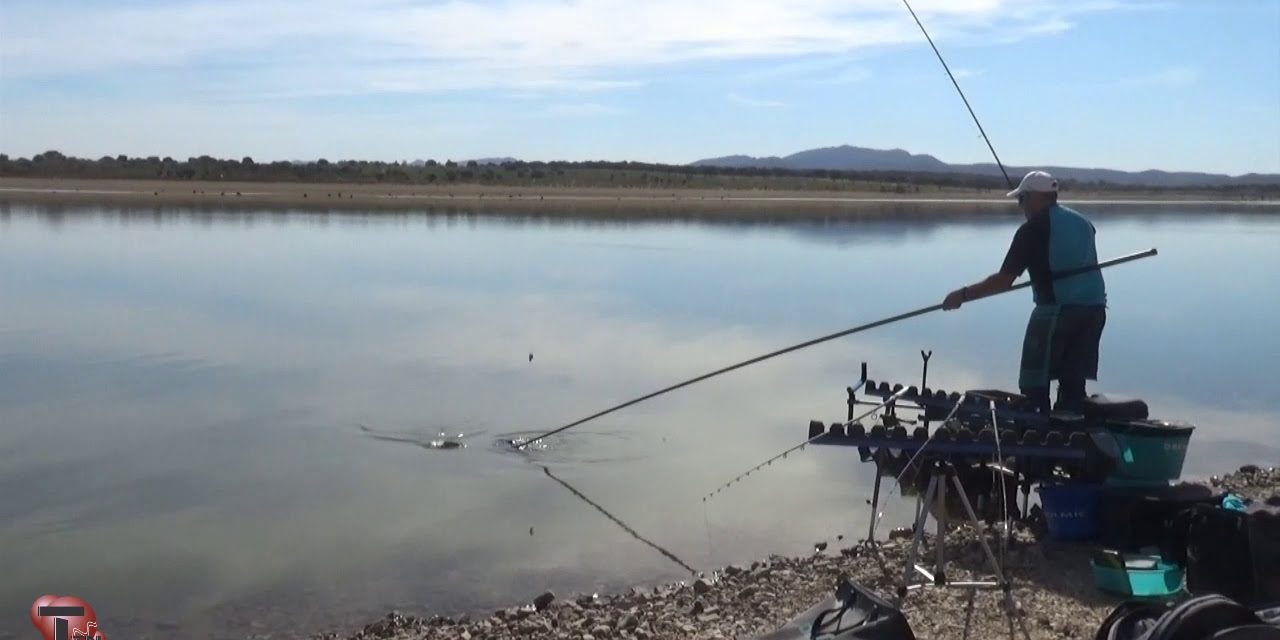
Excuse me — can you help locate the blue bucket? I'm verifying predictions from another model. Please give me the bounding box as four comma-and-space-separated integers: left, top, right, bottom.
1038, 483, 1102, 540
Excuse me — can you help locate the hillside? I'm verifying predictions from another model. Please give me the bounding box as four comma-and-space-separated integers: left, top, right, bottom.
692, 145, 1279, 188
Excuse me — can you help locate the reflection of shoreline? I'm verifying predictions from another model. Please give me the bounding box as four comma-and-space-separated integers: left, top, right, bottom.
2, 178, 1278, 219
5, 201, 1279, 240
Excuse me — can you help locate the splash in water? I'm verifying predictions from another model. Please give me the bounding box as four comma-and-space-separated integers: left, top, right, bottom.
357, 424, 469, 451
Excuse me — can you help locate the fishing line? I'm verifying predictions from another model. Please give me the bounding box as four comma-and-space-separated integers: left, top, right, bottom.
702, 501, 717, 569
702, 387, 909, 502
989, 399, 1012, 568
893, 393, 968, 488
869, 392, 968, 536
539, 464, 698, 576
900, 0, 1013, 189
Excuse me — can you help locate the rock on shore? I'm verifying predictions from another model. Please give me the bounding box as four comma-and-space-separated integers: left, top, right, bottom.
314, 465, 1278, 640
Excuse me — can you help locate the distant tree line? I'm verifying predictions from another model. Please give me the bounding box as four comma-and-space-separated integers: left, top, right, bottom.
0, 150, 1272, 197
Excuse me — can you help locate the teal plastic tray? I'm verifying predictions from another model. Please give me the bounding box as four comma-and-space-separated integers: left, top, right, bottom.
1091, 550, 1184, 598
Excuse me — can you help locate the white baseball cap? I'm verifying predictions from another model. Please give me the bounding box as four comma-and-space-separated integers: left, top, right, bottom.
1006, 170, 1058, 198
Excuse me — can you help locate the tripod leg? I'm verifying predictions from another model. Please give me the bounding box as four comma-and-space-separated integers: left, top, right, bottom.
866, 457, 884, 544
950, 473, 1031, 640
936, 468, 948, 584
950, 473, 1005, 583
1003, 585, 1032, 640
896, 473, 938, 606
914, 482, 923, 525
962, 587, 976, 640
1003, 581, 1033, 640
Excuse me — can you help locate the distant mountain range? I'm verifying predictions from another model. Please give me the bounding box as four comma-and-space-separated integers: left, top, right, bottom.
410, 157, 518, 167
691, 145, 1279, 188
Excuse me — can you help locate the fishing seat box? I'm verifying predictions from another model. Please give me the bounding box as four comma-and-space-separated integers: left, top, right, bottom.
1184, 500, 1280, 608
1098, 419, 1196, 485
1097, 483, 1221, 553
1081, 394, 1150, 421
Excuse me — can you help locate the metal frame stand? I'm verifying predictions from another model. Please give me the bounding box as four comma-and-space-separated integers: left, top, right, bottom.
893, 460, 1031, 640
863, 454, 885, 546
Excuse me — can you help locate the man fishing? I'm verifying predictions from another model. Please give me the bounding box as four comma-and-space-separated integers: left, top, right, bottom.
942, 170, 1107, 415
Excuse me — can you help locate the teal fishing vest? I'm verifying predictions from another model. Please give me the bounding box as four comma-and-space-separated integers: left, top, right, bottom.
1042, 205, 1107, 306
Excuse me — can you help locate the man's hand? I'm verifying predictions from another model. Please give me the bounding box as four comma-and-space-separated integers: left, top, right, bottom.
942, 274, 1013, 311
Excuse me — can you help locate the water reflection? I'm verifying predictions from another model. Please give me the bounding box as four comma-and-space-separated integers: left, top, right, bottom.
0, 202, 1276, 638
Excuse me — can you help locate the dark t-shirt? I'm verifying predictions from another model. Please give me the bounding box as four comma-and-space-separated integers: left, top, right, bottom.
1001, 213, 1053, 302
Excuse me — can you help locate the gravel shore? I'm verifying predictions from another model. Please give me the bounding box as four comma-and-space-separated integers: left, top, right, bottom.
313, 465, 1279, 640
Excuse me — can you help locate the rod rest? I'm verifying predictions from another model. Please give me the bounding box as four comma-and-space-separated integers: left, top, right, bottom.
807, 418, 1095, 460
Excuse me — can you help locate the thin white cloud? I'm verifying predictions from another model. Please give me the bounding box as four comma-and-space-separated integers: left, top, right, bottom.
1118, 66, 1199, 89
739, 55, 863, 82
728, 93, 788, 108
811, 67, 874, 85
1, 0, 1136, 97
543, 103, 626, 117
0, 97, 487, 161
953, 68, 984, 79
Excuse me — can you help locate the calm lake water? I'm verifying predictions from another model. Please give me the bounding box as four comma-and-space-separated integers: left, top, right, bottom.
1, 201, 1278, 639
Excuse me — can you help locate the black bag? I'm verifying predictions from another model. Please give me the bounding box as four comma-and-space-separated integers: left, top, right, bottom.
1186, 502, 1280, 608
753, 578, 915, 640
1142, 595, 1266, 640
1208, 626, 1280, 639
1098, 483, 1221, 553
1095, 595, 1280, 640
1094, 600, 1170, 640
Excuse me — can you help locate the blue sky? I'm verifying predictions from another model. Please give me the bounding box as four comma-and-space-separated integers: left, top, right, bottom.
1, 0, 1277, 174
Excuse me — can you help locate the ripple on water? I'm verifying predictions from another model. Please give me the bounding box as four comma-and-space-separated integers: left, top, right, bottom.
493, 429, 646, 466
356, 423, 483, 450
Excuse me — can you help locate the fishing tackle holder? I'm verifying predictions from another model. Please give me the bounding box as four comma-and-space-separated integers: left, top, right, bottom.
818, 362, 1047, 640
827, 361, 1124, 538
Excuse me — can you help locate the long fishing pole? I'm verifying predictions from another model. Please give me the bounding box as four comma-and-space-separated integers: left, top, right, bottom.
901, 0, 1013, 189
512, 248, 1157, 449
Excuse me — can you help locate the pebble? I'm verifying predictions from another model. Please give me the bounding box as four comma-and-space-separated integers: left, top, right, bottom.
889, 526, 914, 540
311, 465, 1279, 640
533, 591, 556, 611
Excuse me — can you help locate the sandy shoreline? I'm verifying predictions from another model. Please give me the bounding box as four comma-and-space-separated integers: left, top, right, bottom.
307, 465, 1279, 640
3, 178, 1276, 218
